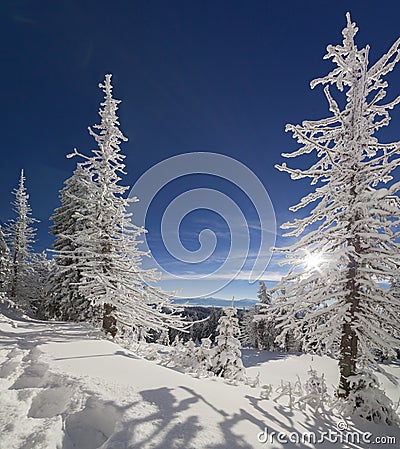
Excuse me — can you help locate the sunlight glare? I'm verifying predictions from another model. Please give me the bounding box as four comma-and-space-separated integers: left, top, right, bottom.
305, 253, 323, 270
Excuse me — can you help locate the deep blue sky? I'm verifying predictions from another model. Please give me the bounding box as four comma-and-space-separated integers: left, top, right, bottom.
1, 1, 399, 299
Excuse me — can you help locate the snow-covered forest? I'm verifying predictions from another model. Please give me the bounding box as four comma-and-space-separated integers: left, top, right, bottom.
1, 12, 400, 449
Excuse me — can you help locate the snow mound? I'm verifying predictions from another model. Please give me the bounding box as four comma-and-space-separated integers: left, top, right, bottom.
28, 386, 74, 419
63, 397, 120, 449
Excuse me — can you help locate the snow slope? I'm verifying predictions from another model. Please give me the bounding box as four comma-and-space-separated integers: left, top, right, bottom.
0, 309, 399, 449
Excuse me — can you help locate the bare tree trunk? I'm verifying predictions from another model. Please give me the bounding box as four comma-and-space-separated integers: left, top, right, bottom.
102, 303, 117, 337
338, 318, 358, 397
10, 251, 18, 299
338, 222, 361, 398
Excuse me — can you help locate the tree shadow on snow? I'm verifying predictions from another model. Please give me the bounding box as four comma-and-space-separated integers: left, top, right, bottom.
104, 386, 260, 449
103, 386, 202, 449
244, 393, 400, 449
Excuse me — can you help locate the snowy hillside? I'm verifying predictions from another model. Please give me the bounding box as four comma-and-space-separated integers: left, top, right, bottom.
1, 309, 399, 449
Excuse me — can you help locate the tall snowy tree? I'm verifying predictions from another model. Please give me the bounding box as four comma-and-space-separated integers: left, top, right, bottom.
0, 226, 10, 296
242, 305, 259, 348
387, 279, 400, 359
269, 13, 400, 412
69, 74, 188, 337
195, 337, 212, 376
249, 281, 278, 350
210, 306, 245, 381
48, 165, 100, 321
257, 281, 271, 305
29, 252, 55, 317
6, 170, 38, 306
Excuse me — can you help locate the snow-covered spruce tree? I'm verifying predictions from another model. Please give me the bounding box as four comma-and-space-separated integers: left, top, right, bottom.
69, 74, 187, 338
248, 282, 279, 350
389, 279, 400, 358
48, 165, 100, 322
157, 328, 170, 346
162, 336, 185, 367
210, 307, 245, 381
0, 226, 10, 296
256, 281, 270, 348
258, 280, 270, 305
203, 307, 222, 342
6, 170, 38, 307
241, 305, 259, 348
181, 339, 198, 372
195, 337, 212, 376
268, 13, 400, 416
255, 281, 278, 350
337, 370, 400, 425
29, 252, 56, 316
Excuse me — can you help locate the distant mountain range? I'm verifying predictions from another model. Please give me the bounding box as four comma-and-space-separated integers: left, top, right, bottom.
171, 297, 257, 308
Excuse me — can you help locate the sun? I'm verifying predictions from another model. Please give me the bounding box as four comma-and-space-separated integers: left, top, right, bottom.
304, 253, 323, 270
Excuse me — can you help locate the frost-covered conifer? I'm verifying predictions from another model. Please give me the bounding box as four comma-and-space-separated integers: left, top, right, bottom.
337, 371, 400, 425
203, 307, 220, 342
242, 305, 259, 348
162, 336, 185, 367
210, 307, 245, 381
49, 165, 100, 322
6, 170, 38, 307
269, 14, 400, 410
164, 338, 198, 371
195, 337, 212, 376
0, 226, 10, 296
254, 281, 278, 350
182, 339, 198, 371
157, 328, 170, 346
245, 282, 277, 350
29, 252, 55, 316
257, 281, 271, 305
69, 74, 187, 337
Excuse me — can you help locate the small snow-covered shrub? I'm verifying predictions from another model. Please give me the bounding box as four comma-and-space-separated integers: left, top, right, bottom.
182, 340, 198, 371
162, 338, 199, 372
141, 344, 159, 361
260, 384, 273, 400
274, 377, 303, 408
194, 337, 212, 377
297, 367, 330, 413
338, 371, 400, 426
157, 329, 170, 346
161, 336, 184, 366
245, 372, 260, 388
271, 368, 331, 412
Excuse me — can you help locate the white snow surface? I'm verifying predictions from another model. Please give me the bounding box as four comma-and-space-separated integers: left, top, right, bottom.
1, 309, 399, 449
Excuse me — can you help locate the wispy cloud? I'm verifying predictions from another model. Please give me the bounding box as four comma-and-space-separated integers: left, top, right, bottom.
160, 268, 285, 283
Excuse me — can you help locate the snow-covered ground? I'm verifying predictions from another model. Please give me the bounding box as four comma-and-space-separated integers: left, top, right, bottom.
1, 309, 399, 449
